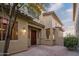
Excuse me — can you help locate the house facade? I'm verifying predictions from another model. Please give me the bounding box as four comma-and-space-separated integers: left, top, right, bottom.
0, 4, 63, 55
38, 11, 64, 45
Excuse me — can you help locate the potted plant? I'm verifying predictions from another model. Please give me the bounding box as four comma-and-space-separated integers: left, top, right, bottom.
64, 34, 78, 50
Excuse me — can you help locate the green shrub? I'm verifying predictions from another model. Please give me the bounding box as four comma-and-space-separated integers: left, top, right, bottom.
64, 35, 78, 50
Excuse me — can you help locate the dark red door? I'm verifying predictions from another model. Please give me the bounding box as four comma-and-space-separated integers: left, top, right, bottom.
31, 30, 36, 45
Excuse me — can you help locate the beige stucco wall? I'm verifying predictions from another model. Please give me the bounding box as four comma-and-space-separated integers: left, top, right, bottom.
39, 14, 62, 28
8, 16, 44, 54
40, 28, 57, 45
0, 10, 63, 55
0, 41, 5, 55
39, 15, 52, 28
39, 15, 55, 45
54, 28, 63, 46
39, 14, 63, 46
0, 14, 43, 55
8, 17, 29, 54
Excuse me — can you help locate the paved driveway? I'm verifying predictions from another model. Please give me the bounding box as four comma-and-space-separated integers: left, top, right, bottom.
12, 45, 79, 56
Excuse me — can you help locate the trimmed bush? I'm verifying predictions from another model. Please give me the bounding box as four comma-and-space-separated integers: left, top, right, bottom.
64, 35, 78, 50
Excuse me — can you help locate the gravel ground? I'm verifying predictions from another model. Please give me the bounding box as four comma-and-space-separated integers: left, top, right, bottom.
12, 45, 79, 56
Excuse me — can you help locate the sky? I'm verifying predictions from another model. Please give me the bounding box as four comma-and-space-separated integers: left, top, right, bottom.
45, 3, 74, 36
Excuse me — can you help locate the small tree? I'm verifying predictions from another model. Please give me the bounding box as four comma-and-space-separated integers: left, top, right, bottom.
3, 3, 18, 56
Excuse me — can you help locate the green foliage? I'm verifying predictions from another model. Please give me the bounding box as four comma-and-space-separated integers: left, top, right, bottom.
64, 35, 78, 49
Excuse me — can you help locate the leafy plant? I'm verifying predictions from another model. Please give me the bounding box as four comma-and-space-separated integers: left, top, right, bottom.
64, 35, 78, 50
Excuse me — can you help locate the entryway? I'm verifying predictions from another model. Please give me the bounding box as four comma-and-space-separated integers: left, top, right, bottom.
28, 26, 41, 46
31, 30, 36, 45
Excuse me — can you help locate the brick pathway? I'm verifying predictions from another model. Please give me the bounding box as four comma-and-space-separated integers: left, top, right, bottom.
12, 45, 79, 56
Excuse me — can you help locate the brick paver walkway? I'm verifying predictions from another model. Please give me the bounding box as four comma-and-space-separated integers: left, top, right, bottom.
12, 45, 79, 56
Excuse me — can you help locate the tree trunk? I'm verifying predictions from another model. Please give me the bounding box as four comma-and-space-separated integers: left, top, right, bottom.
3, 3, 18, 56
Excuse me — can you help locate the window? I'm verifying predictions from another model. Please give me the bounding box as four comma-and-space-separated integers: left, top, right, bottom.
46, 28, 50, 39
0, 22, 7, 40
0, 18, 18, 40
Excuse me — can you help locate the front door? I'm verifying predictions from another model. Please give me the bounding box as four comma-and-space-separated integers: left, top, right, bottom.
31, 30, 36, 45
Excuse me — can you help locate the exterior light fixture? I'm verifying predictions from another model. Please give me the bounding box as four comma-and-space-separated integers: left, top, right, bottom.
22, 27, 26, 35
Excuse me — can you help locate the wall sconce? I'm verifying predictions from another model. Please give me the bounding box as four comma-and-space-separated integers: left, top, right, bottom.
22, 27, 26, 35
